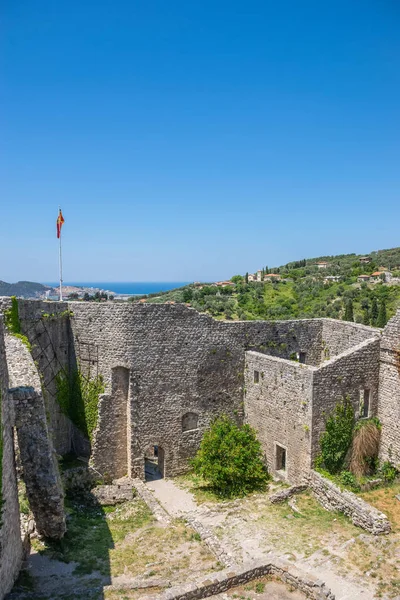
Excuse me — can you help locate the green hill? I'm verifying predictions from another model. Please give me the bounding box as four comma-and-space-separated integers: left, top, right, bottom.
0, 281, 52, 298
134, 247, 400, 327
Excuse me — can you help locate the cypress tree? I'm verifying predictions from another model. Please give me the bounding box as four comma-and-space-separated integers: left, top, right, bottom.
245, 272, 249, 284
344, 299, 354, 322
377, 300, 387, 328
371, 297, 378, 326
362, 309, 370, 326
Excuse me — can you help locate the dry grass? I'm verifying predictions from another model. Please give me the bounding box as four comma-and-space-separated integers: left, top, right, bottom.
359, 482, 400, 532
349, 420, 380, 478
25, 498, 219, 599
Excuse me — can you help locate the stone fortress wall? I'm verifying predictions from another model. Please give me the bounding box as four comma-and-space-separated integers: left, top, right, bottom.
378, 310, 400, 464
0, 298, 399, 597
9, 299, 381, 482
244, 352, 314, 484
5, 333, 65, 540
244, 328, 380, 483
0, 318, 23, 599
311, 337, 381, 463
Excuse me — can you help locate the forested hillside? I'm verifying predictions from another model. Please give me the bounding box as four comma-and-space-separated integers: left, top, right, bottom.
134, 247, 400, 327
0, 281, 51, 298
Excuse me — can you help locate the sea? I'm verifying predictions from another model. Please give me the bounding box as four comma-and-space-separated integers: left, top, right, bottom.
43, 282, 190, 296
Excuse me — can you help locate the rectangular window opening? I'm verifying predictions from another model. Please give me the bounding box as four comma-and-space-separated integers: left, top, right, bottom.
359, 389, 370, 418
299, 352, 306, 364
254, 370, 260, 384
275, 444, 287, 472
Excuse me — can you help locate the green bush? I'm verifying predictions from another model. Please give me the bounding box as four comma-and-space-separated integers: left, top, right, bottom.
191, 415, 269, 498
319, 397, 354, 474
339, 470, 360, 491
4, 296, 21, 334
379, 461, 398, 483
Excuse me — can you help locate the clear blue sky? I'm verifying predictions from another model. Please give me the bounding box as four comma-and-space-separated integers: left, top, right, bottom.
1, 1, 399, 282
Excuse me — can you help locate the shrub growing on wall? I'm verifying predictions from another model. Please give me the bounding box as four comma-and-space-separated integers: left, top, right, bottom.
191, 415, 269, 498
56, 369, 104, 442
4, 296, 20, 334
318, 397, 354, 474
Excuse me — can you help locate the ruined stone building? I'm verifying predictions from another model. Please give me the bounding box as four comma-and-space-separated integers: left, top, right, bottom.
0, 298, 400, 595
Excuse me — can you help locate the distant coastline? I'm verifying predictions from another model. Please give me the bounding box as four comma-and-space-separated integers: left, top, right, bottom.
43, 282, 191, 296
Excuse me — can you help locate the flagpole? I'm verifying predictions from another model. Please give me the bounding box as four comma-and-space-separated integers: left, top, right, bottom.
59, 207, 63, 302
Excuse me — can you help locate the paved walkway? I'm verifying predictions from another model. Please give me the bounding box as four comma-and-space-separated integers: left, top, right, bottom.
145, 478, 375, 600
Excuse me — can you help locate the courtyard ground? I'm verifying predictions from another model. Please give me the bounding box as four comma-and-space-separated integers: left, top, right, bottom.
7, 497, 220, 600
8, 479, 400, 600
167, 475, 400, 600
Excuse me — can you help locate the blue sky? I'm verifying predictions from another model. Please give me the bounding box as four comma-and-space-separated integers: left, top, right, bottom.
1, 1, 399, 282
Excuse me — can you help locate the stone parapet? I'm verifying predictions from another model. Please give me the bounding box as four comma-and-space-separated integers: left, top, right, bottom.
0, 318, 24, 600
307, 470, 391, 535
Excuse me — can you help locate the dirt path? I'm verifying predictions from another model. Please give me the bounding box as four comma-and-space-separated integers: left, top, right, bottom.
146, 478, 376, 600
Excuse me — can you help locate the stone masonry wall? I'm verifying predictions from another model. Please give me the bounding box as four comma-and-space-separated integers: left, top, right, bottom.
244, 352, 314, 484
378, 309, 400, 465
311, 338, 381, 463
307, 470, 391, 535
1, 297, 383, 482
0, 319, 23, 600
68, 304, 355, 479
5, 334, 66, 540
15, 300, 74, 456
321, 319, 379, 362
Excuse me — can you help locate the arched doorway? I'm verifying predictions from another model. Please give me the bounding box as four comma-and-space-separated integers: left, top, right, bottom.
144, 444, 165, 481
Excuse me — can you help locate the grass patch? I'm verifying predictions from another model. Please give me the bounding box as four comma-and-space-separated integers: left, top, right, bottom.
359, 482, 400, 532
30, 494, 218, 594
175, 471, 270, 504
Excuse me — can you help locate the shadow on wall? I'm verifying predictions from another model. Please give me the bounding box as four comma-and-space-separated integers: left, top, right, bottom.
8, 489, 113, 600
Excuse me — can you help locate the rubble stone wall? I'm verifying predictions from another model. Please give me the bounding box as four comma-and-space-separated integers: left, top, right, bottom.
321, 319, 379, 361
307, 470, 391, 534
7, 300, 73, 456
378, 310, 400, 465
245, 352, 314, 484
0, 298, 383, 483
5, 334, 65, 540
0, 319, 23, 600
67, 304, 340, 479
311, 338, 381, 463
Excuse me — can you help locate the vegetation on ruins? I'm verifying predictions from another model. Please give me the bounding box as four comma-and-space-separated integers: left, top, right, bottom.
135, 246, 400, 325
317, 397, 355, 475
55, 369, 105, 441
316, 399, 398, 492
349, 418, 381, 478
191, 415, 269, 498
4, 296, 31, 350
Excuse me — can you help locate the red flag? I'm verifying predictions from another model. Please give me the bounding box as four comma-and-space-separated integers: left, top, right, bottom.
57, 209, 65, 239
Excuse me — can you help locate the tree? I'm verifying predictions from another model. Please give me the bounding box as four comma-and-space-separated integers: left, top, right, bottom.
370, 297, 378, 326
344, 299, 354, 322
362, 309, 370, 326
182, 288, 193, 302
377, 300, 387, 328
191, 415, 269, 497
230, 275, 244, 284
245, 272, 249, 284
